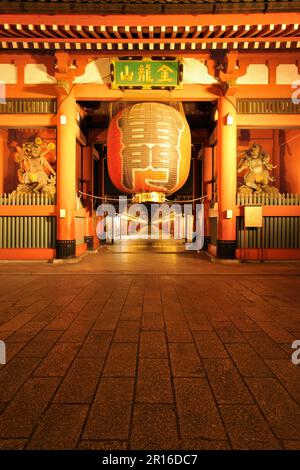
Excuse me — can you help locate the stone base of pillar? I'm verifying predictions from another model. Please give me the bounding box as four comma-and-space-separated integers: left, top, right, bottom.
201, 236, 211, 251
84, 235, 94, 251
217, 240, 237, 259
56, 240, 76, 259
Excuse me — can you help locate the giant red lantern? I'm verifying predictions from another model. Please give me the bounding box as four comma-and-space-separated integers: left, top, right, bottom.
107, 102, 191, 203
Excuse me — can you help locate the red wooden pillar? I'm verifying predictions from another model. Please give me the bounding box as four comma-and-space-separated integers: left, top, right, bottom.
0, 129, 8, 194
216, 95, 237, 259
202, 146, 213, 248
56, 92, 77, 258
272, 129, 281, 191
83, 145, 94, 250
203, 147, 213, 201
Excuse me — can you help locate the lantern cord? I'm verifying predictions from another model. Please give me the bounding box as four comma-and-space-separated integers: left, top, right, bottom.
165, 195, 209, 204
77, 190, 133, 202
78, 190, 209, 205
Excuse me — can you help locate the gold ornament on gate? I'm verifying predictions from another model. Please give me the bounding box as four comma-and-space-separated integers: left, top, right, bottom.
237, 143, 280, 195
12, 137, 56, 197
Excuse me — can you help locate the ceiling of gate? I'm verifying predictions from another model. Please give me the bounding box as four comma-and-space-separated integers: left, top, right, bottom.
1, 17, 300, 52
0, 0, 299, 15
78, 100, 215, 130
0, 1, 299, 52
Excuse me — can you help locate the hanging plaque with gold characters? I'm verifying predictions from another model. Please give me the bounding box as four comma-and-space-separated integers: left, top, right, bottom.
111, 58, 182, 89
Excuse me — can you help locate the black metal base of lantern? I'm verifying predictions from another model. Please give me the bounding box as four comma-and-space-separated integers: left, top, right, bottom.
84, 235, 94, 251
216, 240, 237, 259
56, 240, 76, 259
202, 236, 211, 251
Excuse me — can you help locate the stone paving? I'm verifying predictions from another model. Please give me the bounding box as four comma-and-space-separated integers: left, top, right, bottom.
0, 248, 300, 450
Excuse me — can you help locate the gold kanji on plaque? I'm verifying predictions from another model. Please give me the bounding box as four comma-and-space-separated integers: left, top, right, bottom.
138, 64, 153, 83
157, 64, 173, 82
120, 65, 134, 82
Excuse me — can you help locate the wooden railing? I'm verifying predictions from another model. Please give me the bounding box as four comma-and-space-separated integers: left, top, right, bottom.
237, 99, 300, 114
237, 193, 300, 206
0, 216, 56, 248
0, 98, 57, 114
237, 216, 300, 249
0, 193, 55, 206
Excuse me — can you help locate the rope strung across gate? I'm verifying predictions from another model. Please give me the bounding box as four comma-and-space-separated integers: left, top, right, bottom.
77, 190, 209, 205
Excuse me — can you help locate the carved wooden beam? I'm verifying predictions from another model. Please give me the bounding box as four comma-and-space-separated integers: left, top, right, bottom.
53, 52, 89, 93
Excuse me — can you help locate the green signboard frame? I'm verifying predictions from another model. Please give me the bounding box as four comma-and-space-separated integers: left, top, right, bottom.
111, 58, 182, 90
